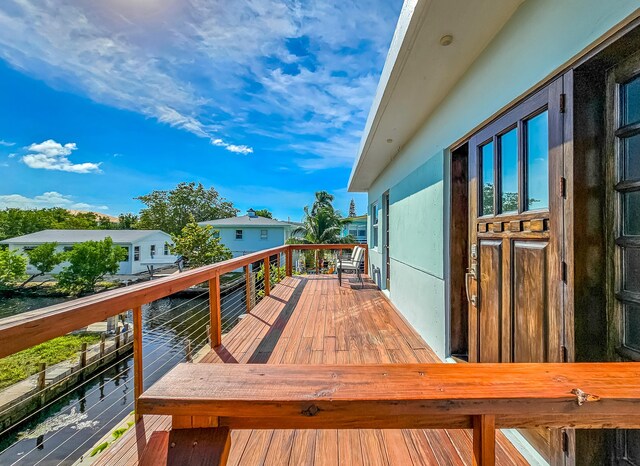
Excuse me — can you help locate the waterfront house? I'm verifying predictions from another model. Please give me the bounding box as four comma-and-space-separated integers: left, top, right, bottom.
198, 209, 297, 258
348, 0, 640, 463
341, 214, 367, 244
0, 229, 176, 275
2, 2, 640, 465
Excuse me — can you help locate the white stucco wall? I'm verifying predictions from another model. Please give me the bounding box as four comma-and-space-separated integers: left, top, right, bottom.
366, 0, 639, 359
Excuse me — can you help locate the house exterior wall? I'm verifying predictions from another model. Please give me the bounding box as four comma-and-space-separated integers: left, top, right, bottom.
342, 219, 367, 243
214, 226, 289, 257
8, 232, 175, 276
366, 0, 639, 360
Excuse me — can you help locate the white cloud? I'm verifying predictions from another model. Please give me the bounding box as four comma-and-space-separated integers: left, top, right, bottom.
22, 139, 102, 173
211, 139, 253, 155
0, 191, 108, 210
7, 153, 16, 158
0, 139, 15, 146
0, 0, 400, 169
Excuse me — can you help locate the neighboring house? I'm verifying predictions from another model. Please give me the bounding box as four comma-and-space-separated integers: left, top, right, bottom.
341, 215, 367, 244
0, 230, 176, 275
349, 1, 640, 464
198, 209, 297, 257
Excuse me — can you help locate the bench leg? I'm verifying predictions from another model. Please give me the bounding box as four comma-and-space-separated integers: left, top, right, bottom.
472, 415, 495, 466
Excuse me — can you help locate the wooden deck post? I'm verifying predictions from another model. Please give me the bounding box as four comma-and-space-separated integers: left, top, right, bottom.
285, 248, 292, 276
362, 244, 369, 275
473, 414, 495, 466
133, 306, 143, 422
264, 257, 271, 296
209, 274, 222, 347
245, 265, 252, 312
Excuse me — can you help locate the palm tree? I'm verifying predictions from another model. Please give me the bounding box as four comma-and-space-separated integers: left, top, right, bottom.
290, 206, 350, 244
311, 191, 335, 216
289, 205, 354, 273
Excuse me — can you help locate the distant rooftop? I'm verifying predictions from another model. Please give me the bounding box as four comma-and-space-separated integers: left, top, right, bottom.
198, 215, 297, 228
0, 229, 169, 244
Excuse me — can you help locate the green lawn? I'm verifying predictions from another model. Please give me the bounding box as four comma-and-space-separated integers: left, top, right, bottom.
0, 333, 102, 390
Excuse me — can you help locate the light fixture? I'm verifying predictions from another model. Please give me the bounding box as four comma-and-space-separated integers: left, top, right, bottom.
440, 35, 453, 46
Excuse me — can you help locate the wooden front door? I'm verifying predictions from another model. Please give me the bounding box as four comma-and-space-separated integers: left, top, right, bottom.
467, 79, 567, 461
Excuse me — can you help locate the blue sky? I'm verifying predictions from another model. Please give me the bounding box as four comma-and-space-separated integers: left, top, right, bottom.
0, 0, 403, 221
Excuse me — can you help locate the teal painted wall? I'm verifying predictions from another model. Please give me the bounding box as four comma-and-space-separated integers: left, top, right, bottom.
367, 0, 639, 359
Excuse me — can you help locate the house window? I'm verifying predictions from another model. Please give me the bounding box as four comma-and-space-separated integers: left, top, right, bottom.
371, 203, 379, 248
150, 245, 156, 258
23, 246, 36, 252
164, 243, 170, 255
63, 246, 73, 252
260, 229, 268, 240
134, 246, 140, 261
358, 229, 366, 237
235, 229, 243, 240
349, 229, 357, 236
212, 230, 220, 239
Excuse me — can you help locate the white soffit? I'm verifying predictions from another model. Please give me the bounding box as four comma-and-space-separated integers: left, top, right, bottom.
348, 0, 524, 192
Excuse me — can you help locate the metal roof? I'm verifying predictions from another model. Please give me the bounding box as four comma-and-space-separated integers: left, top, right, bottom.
0, 229, 170, 244
198, 215, 297, 228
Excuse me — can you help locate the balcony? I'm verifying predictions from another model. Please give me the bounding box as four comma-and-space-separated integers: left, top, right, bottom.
0, 245, 637, 466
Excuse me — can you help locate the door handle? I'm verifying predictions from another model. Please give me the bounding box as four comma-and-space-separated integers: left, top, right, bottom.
465, 269, 477, 307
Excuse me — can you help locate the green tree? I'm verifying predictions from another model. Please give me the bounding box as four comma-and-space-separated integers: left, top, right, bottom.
170, 222, 232, 268
289, 206, 351, 245
57, 238, 127, 296
117, 213, 138, 229
0, 248, 27, 290
311, 190, 335, 216
254, 209, 273, 219
0, 208, 110, 241
21, 243, 66, 287
136, 182, 238, 235
348, 199, 357, 217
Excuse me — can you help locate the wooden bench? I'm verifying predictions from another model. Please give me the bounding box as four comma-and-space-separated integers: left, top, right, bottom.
138, 362, 640, 465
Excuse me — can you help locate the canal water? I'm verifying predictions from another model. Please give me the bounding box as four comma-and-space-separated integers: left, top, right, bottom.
0, 282, 247, 465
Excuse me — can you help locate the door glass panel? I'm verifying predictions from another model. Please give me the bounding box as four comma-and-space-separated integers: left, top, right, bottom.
500, 127, 518, 213
623, 247, 640, 293
623, 133, 640, 181
625, 304, 640, 352
525, 111, 549, 210
622, 75, 640, 126
624, 191, 640, 235
481, 142, 494, 216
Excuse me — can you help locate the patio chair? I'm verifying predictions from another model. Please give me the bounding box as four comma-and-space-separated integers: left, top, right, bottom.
337, 246, 364, 286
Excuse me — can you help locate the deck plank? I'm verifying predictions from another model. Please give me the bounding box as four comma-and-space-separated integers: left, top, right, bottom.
95, 275, 529, 466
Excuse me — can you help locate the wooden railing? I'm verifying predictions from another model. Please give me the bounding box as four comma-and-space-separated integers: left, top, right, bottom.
0, 244, 365, 423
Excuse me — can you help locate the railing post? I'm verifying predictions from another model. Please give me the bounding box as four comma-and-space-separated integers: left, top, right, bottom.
472, 414, 495, 466
209, 273, 222, 347
286, 248, 292, 276
245, 265, 252, 312
363, 244, 369, 275
264, 257, 271, 296
133, 306, 143, 422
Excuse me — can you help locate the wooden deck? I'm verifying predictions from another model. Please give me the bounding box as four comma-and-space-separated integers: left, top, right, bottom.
95, 275, 529, 465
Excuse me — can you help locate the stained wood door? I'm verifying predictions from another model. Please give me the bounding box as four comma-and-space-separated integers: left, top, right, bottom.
606, 50, 640, 465
467, 79, 567, 462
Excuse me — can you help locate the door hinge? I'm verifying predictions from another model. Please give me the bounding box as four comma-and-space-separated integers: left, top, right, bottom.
559, 176, 567, 198
562, 430, 570, 454
561, 345, 569, 362
560, 93, 566, 113
561, 261, 567, 282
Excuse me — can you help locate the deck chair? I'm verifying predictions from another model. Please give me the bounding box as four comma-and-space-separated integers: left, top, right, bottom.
337, 246, 364, 286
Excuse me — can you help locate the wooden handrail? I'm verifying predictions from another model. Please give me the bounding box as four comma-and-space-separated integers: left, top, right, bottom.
0, 244, 362, 358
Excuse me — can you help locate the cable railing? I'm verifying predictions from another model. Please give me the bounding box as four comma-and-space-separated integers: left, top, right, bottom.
0, 244, 365, 464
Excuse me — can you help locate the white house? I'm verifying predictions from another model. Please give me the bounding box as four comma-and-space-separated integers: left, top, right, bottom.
349, 0, 640, 463
198, 210, 297, 258
0, 229, 176, 275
